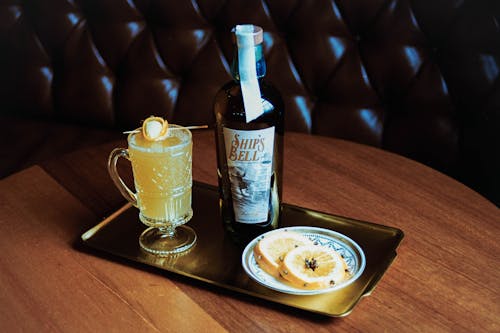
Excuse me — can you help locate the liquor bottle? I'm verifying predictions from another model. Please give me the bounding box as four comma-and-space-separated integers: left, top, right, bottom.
214, 24, 284, 244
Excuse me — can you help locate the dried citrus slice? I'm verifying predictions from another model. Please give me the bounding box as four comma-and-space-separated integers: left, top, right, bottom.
253, 231, 313, 277
278, 244, 348, 290
142, 116, 169, 141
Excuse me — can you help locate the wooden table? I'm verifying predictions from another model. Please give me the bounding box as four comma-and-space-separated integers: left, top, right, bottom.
1, 130, 498, 332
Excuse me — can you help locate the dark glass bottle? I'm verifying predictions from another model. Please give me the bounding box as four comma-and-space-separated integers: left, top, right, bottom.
214, 25, 284, 245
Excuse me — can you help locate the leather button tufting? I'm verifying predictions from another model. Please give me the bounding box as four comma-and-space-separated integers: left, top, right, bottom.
0, 0, 498, 205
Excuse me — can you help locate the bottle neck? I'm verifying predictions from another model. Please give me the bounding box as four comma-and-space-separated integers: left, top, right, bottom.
231, 43, 266, 81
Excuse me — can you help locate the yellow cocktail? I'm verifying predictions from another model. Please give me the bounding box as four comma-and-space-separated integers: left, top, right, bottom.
108, 119, 196, 255
128, 125, 192, 226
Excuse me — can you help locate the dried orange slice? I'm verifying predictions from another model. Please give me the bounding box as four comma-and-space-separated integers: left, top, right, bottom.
278, 244, 348, 290
253, 231, 313, 278
142, 116, 169, 141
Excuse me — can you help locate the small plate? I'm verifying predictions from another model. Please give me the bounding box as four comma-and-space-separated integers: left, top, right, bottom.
242, 226, 366, 295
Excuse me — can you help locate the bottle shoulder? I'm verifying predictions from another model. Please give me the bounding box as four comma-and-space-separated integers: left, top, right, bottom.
214, 79, 284, 130
216, 79, 282, 102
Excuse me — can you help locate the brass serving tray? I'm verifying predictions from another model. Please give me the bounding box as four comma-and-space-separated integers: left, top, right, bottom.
81, 182, 404, 317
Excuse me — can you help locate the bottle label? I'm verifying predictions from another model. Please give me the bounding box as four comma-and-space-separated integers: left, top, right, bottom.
223, 127, 274, 224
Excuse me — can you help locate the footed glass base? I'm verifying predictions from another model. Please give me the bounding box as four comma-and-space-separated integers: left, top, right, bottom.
139, 225, 197, 256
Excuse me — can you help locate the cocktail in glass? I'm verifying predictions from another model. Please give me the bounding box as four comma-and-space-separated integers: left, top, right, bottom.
108, 124, 196, 255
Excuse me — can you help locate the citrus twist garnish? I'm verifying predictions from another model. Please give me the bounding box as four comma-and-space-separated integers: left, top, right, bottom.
278, 244, 348, 290
253, 231, 313, 277
142, 116, 169, 141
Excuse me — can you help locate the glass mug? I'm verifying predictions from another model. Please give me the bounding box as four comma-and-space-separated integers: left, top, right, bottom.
108, 125, 196, 255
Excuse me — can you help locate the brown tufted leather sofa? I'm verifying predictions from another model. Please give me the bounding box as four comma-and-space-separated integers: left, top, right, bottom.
1, 0, 498, 206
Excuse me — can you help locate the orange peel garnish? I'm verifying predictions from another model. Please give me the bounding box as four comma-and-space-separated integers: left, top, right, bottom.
142, 116, 169, 141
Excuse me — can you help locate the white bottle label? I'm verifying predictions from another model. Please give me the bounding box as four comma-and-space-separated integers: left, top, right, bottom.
223, 127, 275, 223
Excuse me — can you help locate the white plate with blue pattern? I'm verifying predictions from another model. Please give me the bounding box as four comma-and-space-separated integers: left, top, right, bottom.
242, 226, 366, 295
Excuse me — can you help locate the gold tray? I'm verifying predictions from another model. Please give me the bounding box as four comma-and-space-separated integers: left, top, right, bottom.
81, 182, 404, 317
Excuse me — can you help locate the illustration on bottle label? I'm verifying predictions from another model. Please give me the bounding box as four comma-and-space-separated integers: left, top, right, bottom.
223, 127, 275, 224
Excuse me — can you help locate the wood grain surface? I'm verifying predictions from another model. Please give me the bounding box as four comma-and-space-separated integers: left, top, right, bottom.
1, 130, 498, 332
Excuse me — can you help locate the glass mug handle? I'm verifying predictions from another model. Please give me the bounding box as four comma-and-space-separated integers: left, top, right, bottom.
107, 148, 138, 207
